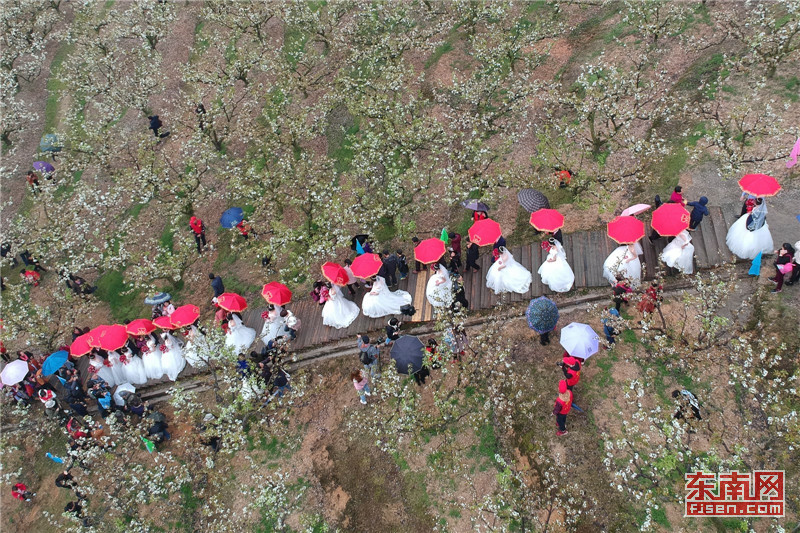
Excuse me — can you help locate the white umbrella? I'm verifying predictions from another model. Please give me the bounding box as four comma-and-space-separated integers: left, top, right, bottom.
113, 383, 136, 406
559, 322, 600, 359
1, 360, 30, 385
621, 204, 651, 217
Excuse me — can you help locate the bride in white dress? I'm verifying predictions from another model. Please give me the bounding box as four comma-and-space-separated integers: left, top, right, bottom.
725, 198, 774, 260
160, 331, 186, 381
226, 313, 256, 355
486, 247, 532, 295
603, 242, 643, 287
141, 338, 164, 380
183, 325, 208, 368
322, 284, 359, 329
537, 239, 575, 293
361, 275, 413, 318
259, 305, 285, 344
426, 263, 453, 307
120, 348, 148, 385
90, 355, 116, 387
107, 350, 127, 385
660, 230, 695, 274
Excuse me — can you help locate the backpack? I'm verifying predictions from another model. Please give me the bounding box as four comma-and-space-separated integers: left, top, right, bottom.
399, 304, 416, 317
359, 349, 375, 366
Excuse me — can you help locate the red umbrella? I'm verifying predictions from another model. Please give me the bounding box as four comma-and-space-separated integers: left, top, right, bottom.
651, 203, 691, 236
350, 253, 383, 278
96, 324, 129, 351
321, 262, 348, 286
468, 218, 503, 246
126, 319, 156, 336
170, 305, 200, 328
529, 209, 565, 232
261, 282, 293, 306
414, 238, 446, 264
70, 333, 93, 357
607, 216, 645, 244
86, 326, 106, 348
738, 173, 781, 197
153, 316, 175, 330
216, 292, 248, 312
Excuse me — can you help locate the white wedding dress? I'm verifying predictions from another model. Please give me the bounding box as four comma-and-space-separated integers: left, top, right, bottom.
141, 339, 164, 380
486, 249, 532, 295
603, 243, 643, 286
259, 307, 285, 344
226, 314, 256, 355
183, 325, 208, 368
121, 350, 148, 385
537, 242, 575, 292
426, 267, 454, 307
161, 332, 187, 381
725, 213, 774, 260
660, 230, 695, 274
90, 357, 116, 387
322, 285, 359, 329
107, 351, 127, 385
361, 276, 413, 318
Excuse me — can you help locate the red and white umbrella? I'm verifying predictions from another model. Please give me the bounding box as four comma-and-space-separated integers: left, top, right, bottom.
126, 319, 156, 336
170, 305, 200, 328
153, 316, 175, 330
261, 282, 293, 306
70, 333, 93, 357
350, 253, 383, 278
738, 173, 781, 197
529, 209, 565, 232
414, 238, 447, 264
216, 293, 248, 312
468, 218, 502, 246
321, 262, 349, 286
95, 324, 129, 351
607, 216, 645, 244
651, 203, 690, 237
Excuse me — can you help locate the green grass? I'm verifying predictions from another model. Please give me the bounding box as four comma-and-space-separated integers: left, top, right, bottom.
95, 269, 149, 322
621, 329, 639, 344
673, 53, 726, 101
373, 215, 397, 242
425, 41, 453, 69
44, 44, 75, 132
780, 75, 799, 102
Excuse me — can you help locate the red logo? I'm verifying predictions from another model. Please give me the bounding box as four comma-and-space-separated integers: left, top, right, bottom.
685, 471, 784, 517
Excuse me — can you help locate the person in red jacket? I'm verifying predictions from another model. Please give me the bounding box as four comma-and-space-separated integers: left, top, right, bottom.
189, 216, 207, 254
559, 354, 582, 390
11, 483, 35, 501
553, 380, 573, 436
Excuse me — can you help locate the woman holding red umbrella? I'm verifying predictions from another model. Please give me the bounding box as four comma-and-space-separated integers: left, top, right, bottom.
603, 242, 642, 287
660, 229, 695, 274
322, 282, 360, 329
537, 238, 575, 293
486, 247, 532, 295
426, 262, 453, 308
160, 329, 187, 381
362, 275, 413, 318
726, 198, 774, 260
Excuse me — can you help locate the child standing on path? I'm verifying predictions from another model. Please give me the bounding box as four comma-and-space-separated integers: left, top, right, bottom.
351, 369, 372, 405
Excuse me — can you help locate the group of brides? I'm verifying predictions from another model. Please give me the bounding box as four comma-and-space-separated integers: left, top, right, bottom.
88, 324, 210, 388
317, 192, 777, 329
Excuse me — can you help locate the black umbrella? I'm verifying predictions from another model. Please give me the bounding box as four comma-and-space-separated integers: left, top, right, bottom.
350, 234, 369, 251
390, 335, 425, 375
517, 189, 550, 213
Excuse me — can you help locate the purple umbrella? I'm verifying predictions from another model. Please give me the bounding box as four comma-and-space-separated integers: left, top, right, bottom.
33, 161, 55, 174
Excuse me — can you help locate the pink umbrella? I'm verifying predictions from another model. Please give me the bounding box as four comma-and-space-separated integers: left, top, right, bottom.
621, 204, 651, 217
787, 137, 800, 169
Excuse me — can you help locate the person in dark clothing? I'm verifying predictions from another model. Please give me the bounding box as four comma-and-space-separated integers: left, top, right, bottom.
195, 103, 206, 130
189, 216, 207, 254
55, 471, 83, 498
769, 243, 795, 293
381, 250, 398, 286
447, 247, 462, 274
397, 250, 409, 280
265, 367, 291, 403
209, 273, 225, 298
673, 389, 702, 431
385, 318, 401, 345
148, 115, 169, 138
539, 330, 551, 346
546, 229, 564, 245
686, 196, 709, 230
450, 274, 469, 311
411, 237, 423, 272
788, 241, 800, 286
64, 500, 90, 526
20, 250, 46, 272
147, 414, 170, 443
448, 232, 462, 262
648, 195, 664, 242
66, 274, 96, 295
612, 278, 632, 312
465, 238, 480, 272
602, 307, 621, 345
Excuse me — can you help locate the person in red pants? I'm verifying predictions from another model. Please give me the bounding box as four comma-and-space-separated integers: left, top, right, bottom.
553, 380, 573, 436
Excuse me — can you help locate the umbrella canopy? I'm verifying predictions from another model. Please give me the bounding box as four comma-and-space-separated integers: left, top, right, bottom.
42, 350, 69, 377
517, 189, 550, 213
607, 216, 645, 244
621, 204, 651, 217
460, 199, 490, 212
738, 173, 781, 197
216, 292, 247, 312
33, 161, 55, 174
525, 297, 559, 334
220, 207, 244, 228
86, 326, 105, 348
170, 305, 200, 328
559, 322, 599, 359
153, 316, 175, 330
390, 335, 425, 375
1, 360, 30, 385
39, 134, 62, 153
126, 319, 156, 336
144, 292, 171, 305
113, 383, 136, 406
321, 262, 349, 286
651, 203, 691, 236
350, 234, 369, 251
96, 324, 129, 351
414, 238, 446, 265
350, 253, 383, 278
468, 218, 503, 246
529, 209, 565, 232
261, 282, 293, 306
70, 333, 93, 357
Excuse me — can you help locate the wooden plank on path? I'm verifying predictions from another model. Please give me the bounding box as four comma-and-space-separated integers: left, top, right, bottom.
530, 241, 543, 297
509, 245, 525, 303
584, 230, 601, 287
569, 233, 586, 288
478, 252, 491, 310
709, 206, 733, 263
410, 270, 428, 322
692, 224, 709, 269
698, 214, 721, 267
